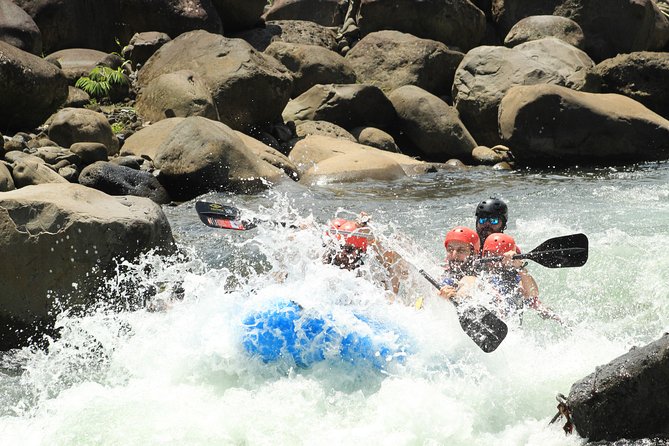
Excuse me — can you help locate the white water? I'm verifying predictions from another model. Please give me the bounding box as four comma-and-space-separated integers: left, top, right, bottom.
2, 165, 668, 445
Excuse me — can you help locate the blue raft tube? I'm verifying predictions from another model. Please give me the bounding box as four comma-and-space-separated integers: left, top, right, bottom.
242, 300, 412, 370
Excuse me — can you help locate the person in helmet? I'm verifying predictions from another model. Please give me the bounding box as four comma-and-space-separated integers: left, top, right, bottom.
323, 215, 407, 296
437, 226, 480, 301
475, 197, 509, 251
455, 233, 562, 323
323, 217, 372, 271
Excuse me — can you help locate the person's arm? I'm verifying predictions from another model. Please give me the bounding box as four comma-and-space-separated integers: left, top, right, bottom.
518, 269, 564, 324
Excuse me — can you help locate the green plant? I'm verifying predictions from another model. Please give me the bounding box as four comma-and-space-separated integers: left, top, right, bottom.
75, 65, 129, 99
111, 122, 125, 134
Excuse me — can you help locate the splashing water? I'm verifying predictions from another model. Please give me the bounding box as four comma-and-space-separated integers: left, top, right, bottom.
1, 165, 668, 445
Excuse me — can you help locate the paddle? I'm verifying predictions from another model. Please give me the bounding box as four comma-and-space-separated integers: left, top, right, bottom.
477, 233, 589, 268
194, 201, 300, 231
418, 269, 508, 353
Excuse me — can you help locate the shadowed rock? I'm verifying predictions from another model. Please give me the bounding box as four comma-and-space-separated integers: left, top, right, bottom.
0, 0, 42, 54
233, 20, 338, 52
79, 161, 170, 204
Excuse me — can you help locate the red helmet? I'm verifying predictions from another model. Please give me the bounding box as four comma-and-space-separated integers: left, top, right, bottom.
326, 218, 370, 251
482, 233, 516, 256
444, 226, 480, 254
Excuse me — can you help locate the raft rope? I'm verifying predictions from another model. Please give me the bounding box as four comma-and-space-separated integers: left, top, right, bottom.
549, 393, 574, 435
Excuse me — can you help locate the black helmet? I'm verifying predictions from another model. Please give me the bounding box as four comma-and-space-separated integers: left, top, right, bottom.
475, 198, 508, 221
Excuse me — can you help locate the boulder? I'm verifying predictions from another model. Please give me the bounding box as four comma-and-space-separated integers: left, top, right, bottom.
0, 183, 175, 349
121, 118, 186, 161
283, 83, 397, 130
504, 15, 585, 49
263, 0, 345, 27
45, 48, 119, 84
48, 108, 120, 156
498, 84, 669, 166
345, 30, 464, 96
389, 85, 477, 162
11, 155, 69, 187
350, 127, 400, 153
138, 30, 293, 132
567, 333, 669, 441
357, 0, 485, 51
235, 131, 300, 180
122, 32, 171, 67
491, 0, 669, 61
0, 41, 68, 132
14, 0, 222, 54
79, 161, 171, 204
265, 42, 357, 98
136, 70, 219, 123
211, 0, 266, 32
233, 20, 338, 52
0, 0, 41, 55
295, 120, 356, 141
288, 134, 430, 183
63, 86, 91, 108
153, 117, 287, 200
590, 52, 669, 120
453, 37, 594, 146
69, 142, 109, 165
0, 162, 15, 191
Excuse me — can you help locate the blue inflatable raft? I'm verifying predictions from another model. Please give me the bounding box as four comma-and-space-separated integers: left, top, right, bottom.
242, 300, 410, 369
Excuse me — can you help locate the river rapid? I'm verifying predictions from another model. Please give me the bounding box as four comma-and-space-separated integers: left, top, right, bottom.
1, 164, 668, 446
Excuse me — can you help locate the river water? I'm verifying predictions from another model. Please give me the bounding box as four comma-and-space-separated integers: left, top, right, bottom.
1, 163, 668, 445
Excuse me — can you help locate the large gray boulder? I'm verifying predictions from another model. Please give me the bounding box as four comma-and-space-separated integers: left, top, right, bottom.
498, 84, 669, 166
78, 161, 171, 204
345, 30, 464, 96
590, 52, 669, 120
491, 0, 669, 61
567, 333, 669, 441
135, 70, 220, 123
389, 85, 477, 162
48, 108, 120, 156
283, 83, 397, 131
138, 30, 293, 132
151, 117, 288, 200
266, 42, 357, 98
357, 0, 486, 51
453, 37, 594, 146
0, 183, 175, 349
504, 15, 585, 49
233, 20, 338, 52
14, 0, 222, 54
0, 0, 41, 55
44, 48, 118, 84
0, 41, 68, 132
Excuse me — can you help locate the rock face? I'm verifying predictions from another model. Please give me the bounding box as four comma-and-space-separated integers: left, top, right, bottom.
0, 183, 175, 350
263, 0, 345, 27
48, 108, 120, 156
567, 333, 669, 442
0, 41, 68, 132
498, 84, 669, 166
138, 30, 293, 132
234, 20, 338, 52
211, 0, 266, 32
